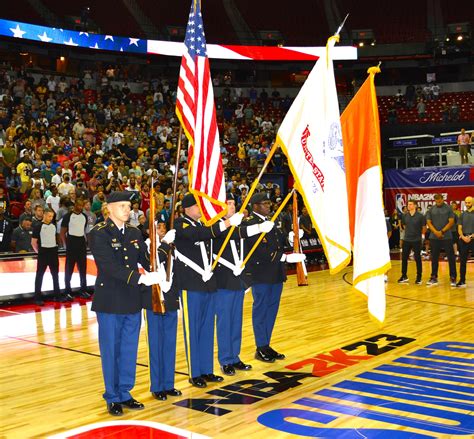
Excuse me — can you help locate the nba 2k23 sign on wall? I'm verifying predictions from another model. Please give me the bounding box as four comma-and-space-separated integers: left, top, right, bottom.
384, 165, 474, 214
258, 341, 474, 438
173, 334, 415, 416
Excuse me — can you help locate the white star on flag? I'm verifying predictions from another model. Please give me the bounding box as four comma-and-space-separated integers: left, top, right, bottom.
104, 35, 114, 41
37, 32, 52, 42
89, 43, 99, 49
64, 37, 79, 46
129, 38, 139, 46
79, 32, 89, 37
10, 24, 26, 38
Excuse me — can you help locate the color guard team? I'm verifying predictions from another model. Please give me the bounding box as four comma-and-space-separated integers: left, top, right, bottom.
89, 191, 305, 416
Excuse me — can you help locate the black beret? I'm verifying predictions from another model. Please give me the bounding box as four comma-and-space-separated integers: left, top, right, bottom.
249, 192, 268, 205
106, 191, 134, 204
182, 193, 197, 209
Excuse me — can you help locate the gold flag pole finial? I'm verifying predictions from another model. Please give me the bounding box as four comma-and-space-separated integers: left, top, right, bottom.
368, 62, 382, 75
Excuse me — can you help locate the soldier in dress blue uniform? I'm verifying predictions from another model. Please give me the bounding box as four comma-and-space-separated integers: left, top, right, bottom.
90, 191, 162, 416
174, 193, 243, 388
213, 197, 275, 376
243, 192, 305, 363
141, 221, 182, 401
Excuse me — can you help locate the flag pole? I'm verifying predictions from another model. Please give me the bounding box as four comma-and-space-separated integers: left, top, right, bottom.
240, 188, 295, 269
335, 13, 349, 36
166, 125, 183, 281
211, 141, 280, 270
292, 191, 308, 286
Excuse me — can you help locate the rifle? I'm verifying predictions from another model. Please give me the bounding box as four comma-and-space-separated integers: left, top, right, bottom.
149, 177, 166, 314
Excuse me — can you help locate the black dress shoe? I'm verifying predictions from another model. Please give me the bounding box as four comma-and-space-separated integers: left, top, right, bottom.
77, 291, 91, 299
201, 373, 224, 382
120, 398, 145, 410
189, 377, 207, 388
255, 348, 275, 363
165, 388, 182, 397
233, 361, 252, 370
268, 346, 285, 360
152, 391, 167, 401
107, 402, 123, 416
221, 364, 236, 376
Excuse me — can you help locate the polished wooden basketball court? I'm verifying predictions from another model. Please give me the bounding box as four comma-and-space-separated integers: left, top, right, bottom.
1, 259, 473, 438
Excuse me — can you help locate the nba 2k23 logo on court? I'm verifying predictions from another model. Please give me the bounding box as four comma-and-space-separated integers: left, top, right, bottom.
258, 341, 474, 438
173, 334, 415, 416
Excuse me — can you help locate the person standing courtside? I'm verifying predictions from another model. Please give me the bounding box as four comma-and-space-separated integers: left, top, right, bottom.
457, 196, 474, 288
174, 193, 243, 388
243, 193, 305, 363
32, 208, 70, 305
398, 200, 426, 285
90, 191, 162, 416
213, 197, 274, 375
60, 198, 90, 299
426, 194, 456, 286
142, 221, 181, 401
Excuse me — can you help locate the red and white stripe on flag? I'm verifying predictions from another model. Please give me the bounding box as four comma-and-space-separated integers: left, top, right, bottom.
176, 0, 226, 225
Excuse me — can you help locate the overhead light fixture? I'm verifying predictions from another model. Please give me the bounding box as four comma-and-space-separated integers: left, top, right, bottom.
60, 56, 66, 61
457, 35, 463, 41
19, 52, 28, 56
358, 41, 364, 47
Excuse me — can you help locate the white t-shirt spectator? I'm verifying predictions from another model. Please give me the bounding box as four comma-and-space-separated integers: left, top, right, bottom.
47, 79, 57, 92
46, 194, 60, 213
51, 174, 62, 186
261, 120, 273, 132
73, 121, 85, 137
107, 171, 123, 181
431, 84, 440, 97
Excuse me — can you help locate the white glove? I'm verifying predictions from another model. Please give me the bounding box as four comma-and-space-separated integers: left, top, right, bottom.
162, 229, 176, 244
233, 265, 244, 276
258, 221, 274, 233
138, 271, 161, 286
286, 253, 306, 263
202, 269, 213, 282
160, 279, 173, 293
229, 212, 244, 227
145, 238, 151, 252
288, 230, 304, 245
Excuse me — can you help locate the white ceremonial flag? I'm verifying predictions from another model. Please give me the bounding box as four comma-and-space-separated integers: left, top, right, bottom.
276, 36, 351, 273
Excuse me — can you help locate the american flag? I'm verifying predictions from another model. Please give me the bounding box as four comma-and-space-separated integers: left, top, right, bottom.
176, 0, 226, 225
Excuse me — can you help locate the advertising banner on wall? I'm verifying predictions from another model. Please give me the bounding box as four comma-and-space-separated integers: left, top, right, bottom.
384, 165, 474, 214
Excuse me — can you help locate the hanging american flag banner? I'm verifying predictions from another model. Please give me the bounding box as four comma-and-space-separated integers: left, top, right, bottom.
176, 0, 226, 225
